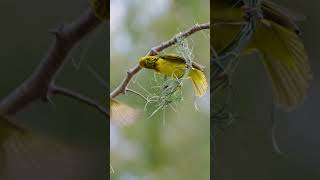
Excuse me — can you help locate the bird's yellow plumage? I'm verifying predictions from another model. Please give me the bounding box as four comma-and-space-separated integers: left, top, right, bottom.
139, 54, 208, 97
212, 0, 313, 111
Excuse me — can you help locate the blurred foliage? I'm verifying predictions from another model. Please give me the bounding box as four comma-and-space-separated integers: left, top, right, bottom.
110, 0, 209, 179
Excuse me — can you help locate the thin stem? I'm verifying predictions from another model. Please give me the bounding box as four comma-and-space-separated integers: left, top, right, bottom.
50, 84, 108, 117
126, 88, 149, 102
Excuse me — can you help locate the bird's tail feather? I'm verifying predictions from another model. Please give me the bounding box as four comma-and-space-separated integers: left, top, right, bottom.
259, 21, 313, 111
190, 68, 208, 97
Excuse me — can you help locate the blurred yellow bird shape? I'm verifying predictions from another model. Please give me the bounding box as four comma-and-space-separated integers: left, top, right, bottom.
212, 0, 313, 111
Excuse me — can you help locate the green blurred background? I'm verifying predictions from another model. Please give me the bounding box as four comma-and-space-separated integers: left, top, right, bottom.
110, 0, 210, 179
214, 0, 320, 180
0, 0, 108, 179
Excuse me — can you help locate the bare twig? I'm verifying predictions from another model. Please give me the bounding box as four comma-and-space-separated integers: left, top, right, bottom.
49, 84, 108, 117
110, 23, 210, 98
0, 6, 104, 116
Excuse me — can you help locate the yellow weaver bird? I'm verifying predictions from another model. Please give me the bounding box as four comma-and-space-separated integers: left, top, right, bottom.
212, 0, 313, 111
139, 54, 208, 97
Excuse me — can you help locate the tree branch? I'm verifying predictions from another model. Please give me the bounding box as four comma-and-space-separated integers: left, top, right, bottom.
110, 23, 210, 98
49, 84, 108, 117
0, 6, 103, 116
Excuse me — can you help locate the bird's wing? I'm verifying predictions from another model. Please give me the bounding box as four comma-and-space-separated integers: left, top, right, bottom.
249, 19, 312, 111
159, 54, 205, 71
159, 54, 186, 63
262, 0, 306, 34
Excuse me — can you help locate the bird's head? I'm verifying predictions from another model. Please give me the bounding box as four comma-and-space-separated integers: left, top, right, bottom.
139, 56, 158, 70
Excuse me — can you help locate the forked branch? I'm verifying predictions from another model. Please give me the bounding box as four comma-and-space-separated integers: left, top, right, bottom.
0, 6, 106, 116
